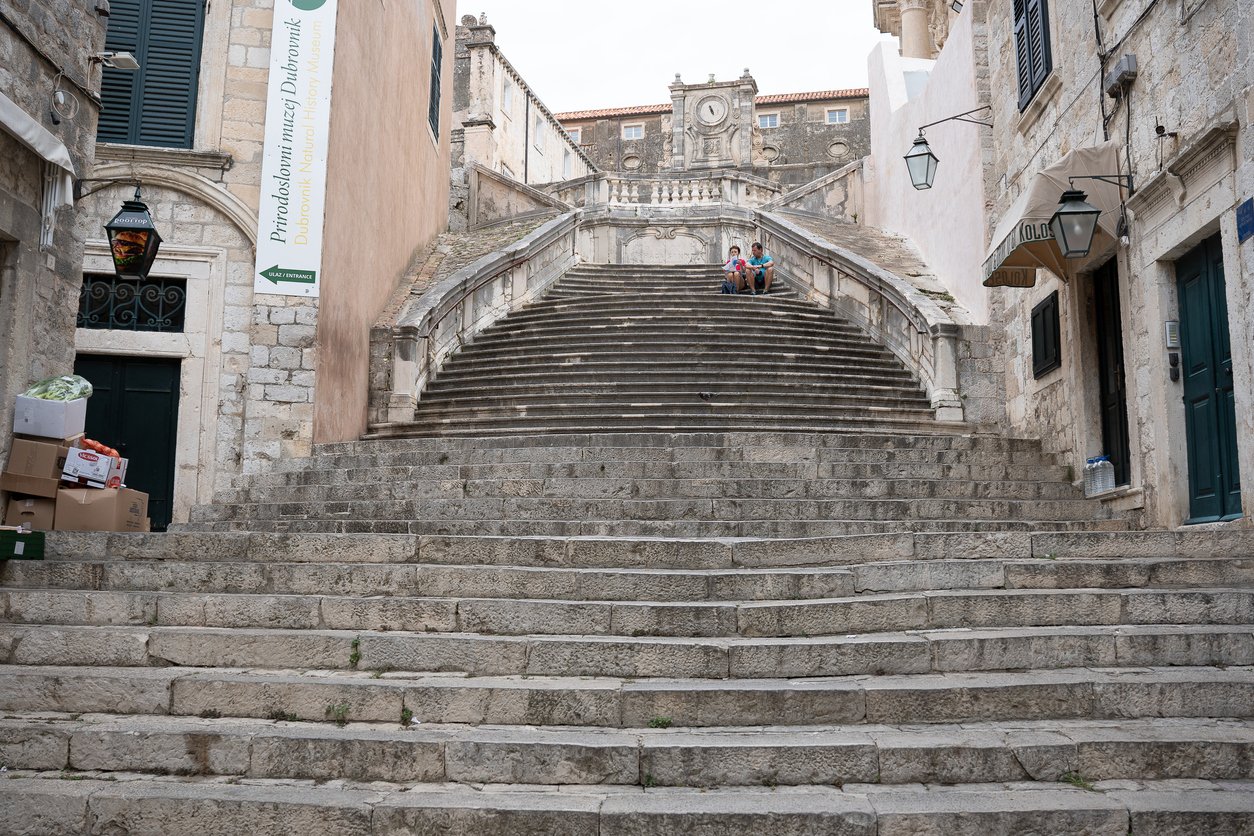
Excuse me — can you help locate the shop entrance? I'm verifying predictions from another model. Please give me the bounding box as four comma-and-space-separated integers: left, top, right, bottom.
1175, 233, 1241, 522
1092, 258, 1130, 486
73, 354, 181, 531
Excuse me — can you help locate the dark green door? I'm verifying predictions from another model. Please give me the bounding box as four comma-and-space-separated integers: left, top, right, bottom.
1093, 259, 1130, 486
1176, 233, 1241, 522
73, 355, 181, 531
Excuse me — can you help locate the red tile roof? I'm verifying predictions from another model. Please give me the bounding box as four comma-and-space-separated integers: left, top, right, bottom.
554, 88, 868, 122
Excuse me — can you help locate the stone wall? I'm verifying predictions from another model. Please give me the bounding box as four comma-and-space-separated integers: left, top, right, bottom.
0, 0, 107, 465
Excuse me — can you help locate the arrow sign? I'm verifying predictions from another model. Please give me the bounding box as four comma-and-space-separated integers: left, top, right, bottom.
260, 265, 317, 285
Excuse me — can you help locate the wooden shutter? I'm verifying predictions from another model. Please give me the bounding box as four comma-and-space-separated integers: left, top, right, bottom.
1014, 0, 1053, 111
1031, 291, 1061, 378
428, 26, 443, 135
97, 0, 141, 143
97, 0, 205, 148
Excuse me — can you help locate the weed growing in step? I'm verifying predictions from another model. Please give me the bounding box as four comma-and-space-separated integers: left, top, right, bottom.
349, 637, 362, 669
1059, 771, 1095, 791
198, 709, 222, 719
326, 702, 350, 727
643, 773, 657, 788
400, 708, 414, 727
648, 717, 672, 729
267, 710, 299, 722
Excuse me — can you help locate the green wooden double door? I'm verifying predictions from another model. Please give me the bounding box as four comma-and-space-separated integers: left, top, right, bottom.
73, 355, 181, 531
1176, 233, 1242, 522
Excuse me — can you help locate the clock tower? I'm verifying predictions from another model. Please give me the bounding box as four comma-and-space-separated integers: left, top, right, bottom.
668, 70, 758, 172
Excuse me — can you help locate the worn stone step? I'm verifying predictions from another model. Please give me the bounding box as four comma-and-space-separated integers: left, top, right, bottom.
6, 774, 1253, 835
1, 665, 1250, 727
199, 495, 1111, 525
412, 391, 933, 415
3, 623, 1250, 677
409, 402, 936, 424
51, 529, 1253, 570
224, 476, 1078, 506
3, 713, 1252, 787
2, 586, 1249, 637
7, 555, 1251, 599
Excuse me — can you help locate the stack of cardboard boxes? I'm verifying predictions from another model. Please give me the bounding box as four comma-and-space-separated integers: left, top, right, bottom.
1, 392, 149, 543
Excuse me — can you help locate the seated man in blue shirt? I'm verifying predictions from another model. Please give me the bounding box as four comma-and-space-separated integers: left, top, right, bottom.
747, 242, 776, 294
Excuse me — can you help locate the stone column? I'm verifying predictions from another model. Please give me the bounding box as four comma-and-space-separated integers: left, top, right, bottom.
669, 74, 687, 171
898, 0, 932, 59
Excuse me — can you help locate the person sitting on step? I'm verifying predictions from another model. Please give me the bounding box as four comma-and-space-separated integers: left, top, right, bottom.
721, 246, 751, 294
747, 242, 776, 294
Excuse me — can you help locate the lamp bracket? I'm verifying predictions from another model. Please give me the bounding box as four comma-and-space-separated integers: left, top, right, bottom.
916, 105, 993, 135
74, 178, 142, 202
1067, 173, 1135, 194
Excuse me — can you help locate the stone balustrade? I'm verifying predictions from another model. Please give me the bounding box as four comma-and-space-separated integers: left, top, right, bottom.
381, 213, 578, 422
549, 172, 782, 211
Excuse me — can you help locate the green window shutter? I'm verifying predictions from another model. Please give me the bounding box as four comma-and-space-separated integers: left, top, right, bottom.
1014, 0, 1053, 111
97, 0, 206, 148
428, 26, 442, 135
97, 0, 142, 143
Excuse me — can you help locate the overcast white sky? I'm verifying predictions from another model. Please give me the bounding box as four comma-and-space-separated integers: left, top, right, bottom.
456, 1, 891, 114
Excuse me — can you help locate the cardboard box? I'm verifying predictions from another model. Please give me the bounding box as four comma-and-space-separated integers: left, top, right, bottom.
4, 496, 56, 530
1, 438, 72, 498
54, 488, 148, 532
15, 432, 85, 446
61, 448, 128, 489
13, 395, 87, 440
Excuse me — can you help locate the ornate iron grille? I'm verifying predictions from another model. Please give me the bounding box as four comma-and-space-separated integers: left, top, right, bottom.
77, 273, 187, 333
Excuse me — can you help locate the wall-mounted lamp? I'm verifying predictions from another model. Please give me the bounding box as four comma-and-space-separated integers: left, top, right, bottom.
950, 0, 964, 11
903, 105, 992, 190
1050, 173, 1134, 258
90, 51, 140, 70
74, 180, 164, 279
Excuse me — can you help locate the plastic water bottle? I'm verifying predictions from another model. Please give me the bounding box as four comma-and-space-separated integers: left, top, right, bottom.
1084, 455, 1116, 496
1093, 456, 1116, 494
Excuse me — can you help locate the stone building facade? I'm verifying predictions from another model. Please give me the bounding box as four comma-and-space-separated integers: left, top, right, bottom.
0, 0, 108, 461
555, 81, 870, 188
866, 0, 1252, 528
61, 0, 455, 528
450, 13, 594, 206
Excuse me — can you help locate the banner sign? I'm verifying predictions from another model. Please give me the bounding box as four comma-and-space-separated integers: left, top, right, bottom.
254, 0, 339, 297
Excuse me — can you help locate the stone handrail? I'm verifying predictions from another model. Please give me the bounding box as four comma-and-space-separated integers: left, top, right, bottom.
549, 171, 783, 210
381, 212, 578, 423
756, 211, 965, 422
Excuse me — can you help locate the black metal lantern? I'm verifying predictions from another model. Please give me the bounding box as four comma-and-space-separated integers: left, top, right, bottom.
1049, 188, 1102, 258
904, 134, 939, 190
104, 187, 162, 279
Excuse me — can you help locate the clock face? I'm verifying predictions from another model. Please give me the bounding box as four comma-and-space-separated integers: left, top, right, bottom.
696, 96, 729, 126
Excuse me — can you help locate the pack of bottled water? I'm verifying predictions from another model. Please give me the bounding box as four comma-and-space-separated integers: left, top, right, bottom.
1083, 455, 1116, 497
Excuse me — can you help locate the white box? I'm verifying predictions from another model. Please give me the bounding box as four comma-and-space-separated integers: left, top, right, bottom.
13, 396, 88, 440
61, 448, 128, 489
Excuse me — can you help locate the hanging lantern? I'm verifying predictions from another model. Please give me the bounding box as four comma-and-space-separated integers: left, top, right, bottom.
1049, 188, 1102, 258
904, 134, 939, 190
104, 187, 162, 279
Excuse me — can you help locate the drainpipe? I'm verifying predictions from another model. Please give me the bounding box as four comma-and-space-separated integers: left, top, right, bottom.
524, 96, 530, 183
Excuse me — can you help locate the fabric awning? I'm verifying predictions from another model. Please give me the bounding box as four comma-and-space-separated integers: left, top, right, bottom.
982, 140, 1125, 288
0, 91, 77, 207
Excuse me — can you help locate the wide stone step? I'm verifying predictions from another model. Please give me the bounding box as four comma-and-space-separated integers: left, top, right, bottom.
412, 393, 933, 417
2, 586, 1249, 637
3, 712, 1252, 787
5, 773, 1253, 835
1, 664, 1249, 726
237, 461, 1076, 491
224, 475, 1078, 505
419, 369, 922, 393
8, 556, 1249, 599
310, 430, 1050, 454
3, 622, 1250, 678
383, 417, 963, 440
198, 495, 1110, 524
443, 344, 907, 369
50, 530, 1254, 569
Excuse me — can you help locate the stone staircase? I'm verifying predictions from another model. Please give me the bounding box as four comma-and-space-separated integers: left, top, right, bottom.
2, 257, 1251, 831
182, 432, 1128, 536
382, 263, 943, 437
